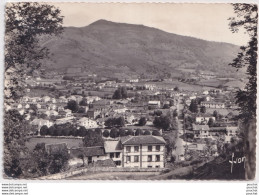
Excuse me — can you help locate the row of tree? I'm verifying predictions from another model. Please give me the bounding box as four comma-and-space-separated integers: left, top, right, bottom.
40, 124, 161, 138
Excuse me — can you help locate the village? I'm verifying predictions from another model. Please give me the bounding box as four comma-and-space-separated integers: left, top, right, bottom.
5, 69, 243, 179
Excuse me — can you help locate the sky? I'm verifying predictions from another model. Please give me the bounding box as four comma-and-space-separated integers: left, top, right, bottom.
50, 3, 249, 46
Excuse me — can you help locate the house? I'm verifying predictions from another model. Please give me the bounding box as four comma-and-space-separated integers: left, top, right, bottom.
144, 84, 156, 91
195, 115, 215, 124
148, 101, 161, 109
77, 117, 98, 129
45, 110, 58, 117
69, 146, 106, 165
120, 135, 166, 168
42, 96, 51, 103
55, 117, 75, 125
192, 124, 210, 138
200, 101, 225, 109
104, 140, 123, 167
203, 91, 209, 95
87, 108, 102, 119
30, 118, 53, 130
226, 126, 239, 136
124, 114, 136, 125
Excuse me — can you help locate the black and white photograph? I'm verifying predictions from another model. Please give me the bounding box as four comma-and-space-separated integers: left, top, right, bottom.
3, 2, 257, 180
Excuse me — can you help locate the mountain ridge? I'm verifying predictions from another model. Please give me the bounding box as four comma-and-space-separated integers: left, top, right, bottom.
40, 19, 242, 78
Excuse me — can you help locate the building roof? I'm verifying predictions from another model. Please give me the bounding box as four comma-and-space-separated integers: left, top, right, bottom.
121, 135, 166, 145
201, 101, 225, 105
192, 124, 210, 131
104, 140, 123, 153
70, 146, 105, 158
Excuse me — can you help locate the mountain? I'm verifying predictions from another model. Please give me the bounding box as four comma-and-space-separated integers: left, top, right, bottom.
40, 19, 242, 78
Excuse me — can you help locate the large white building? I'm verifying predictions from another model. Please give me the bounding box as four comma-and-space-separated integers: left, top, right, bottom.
120, 135, 166, 168
77, 117, 98, 129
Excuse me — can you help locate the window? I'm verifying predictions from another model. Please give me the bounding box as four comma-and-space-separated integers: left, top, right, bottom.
156, 145, 160, 151
148, 165, 152, 168
116, 152, 120, 158
134, 146, 139, 152
126, 156, 131, 163
110, 153, 114, 158
155, 165, 160, 168
134, 156, 139, 162
126, 146, 131, 153
155, 155, 160, 162
148, 146, 152, 152
148, 155, 152, 162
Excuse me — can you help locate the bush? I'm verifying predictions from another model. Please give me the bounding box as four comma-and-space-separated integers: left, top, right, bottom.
144, 130, 151, 135
110, 128, 119, 138
126, 129, 134, 136
103, 130, 110, 138
135, 129, 143, 136
40, 125, 48, 136
152, 130, 161, 136
119, 129, 126, 137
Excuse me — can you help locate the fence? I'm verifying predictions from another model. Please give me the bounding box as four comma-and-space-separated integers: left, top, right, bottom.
39, 167, 167, 180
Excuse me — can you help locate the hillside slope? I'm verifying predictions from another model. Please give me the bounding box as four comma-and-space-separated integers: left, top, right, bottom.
40, 19, 241, 78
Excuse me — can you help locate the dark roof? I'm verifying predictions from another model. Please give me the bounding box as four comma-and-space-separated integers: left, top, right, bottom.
192, 124, 210, 131
70, 146, 105, 158
121, 135, 165, 145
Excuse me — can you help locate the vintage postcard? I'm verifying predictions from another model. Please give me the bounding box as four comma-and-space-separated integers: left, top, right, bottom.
3, 2, 257, 180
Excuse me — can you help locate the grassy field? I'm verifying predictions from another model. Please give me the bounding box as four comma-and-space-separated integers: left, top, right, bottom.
26, 137, 83, 150
27, 88, 57, 98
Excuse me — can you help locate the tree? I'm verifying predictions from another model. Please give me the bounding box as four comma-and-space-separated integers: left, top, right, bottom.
121, 86, 128, 99
5, 3, 63, 101
138, 117, 147, 126
66, 100, 79, 113
163, 134, 176, 156
135, 129, 143, 136
213, 110, 219, 120
126, 129, 134, 136
102, 130, 110, 138
163, 104, 170, 109
116, 117, 125, 127
77, 107, 86, 113
229, 4, 257, 122
47, 146, 69, 174
229, 5, 257, 179
110, 128, 119, 138
112, 89, 122, 99
4, 110, 28, 177
153, 115, 171, 131
40, 125, 49, 136
208, 118, 214, 127
189, 99, 198, 113
200, 106, 206, 113
79, 98, 88, 106
30, 143, 50, 176
94, 128, 102, 136
174, 86, 179, 91
154, 110, 162, 116
144, 130, 151, 135
119, 129, 126, 137
173, 109, 178, 118
83, 131, 104, 147
152, 130, 161, 136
